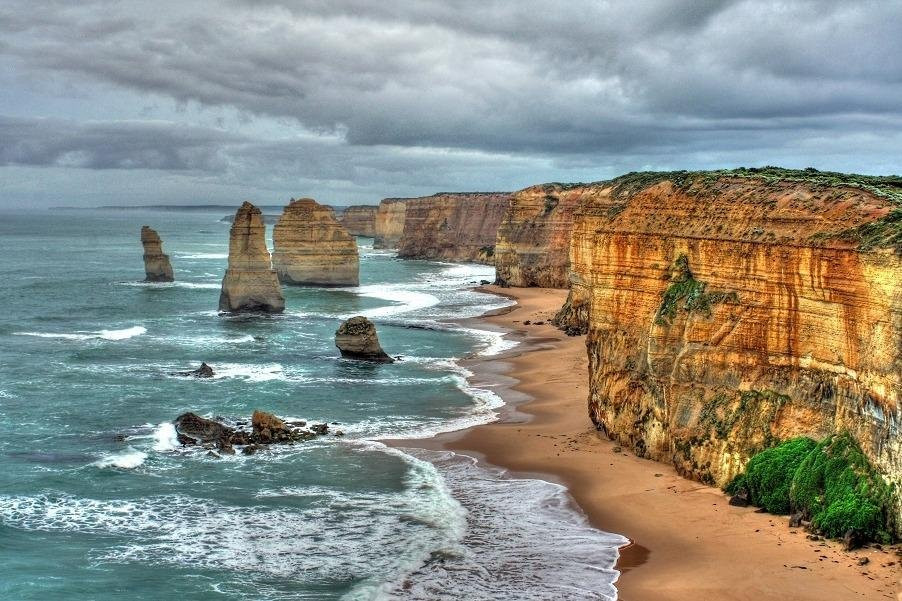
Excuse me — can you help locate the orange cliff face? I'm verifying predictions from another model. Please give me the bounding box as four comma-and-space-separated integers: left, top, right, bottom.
373, 199, 407, 249
560, 171, 902, 527
494, 184, 585, 288
396, 193, 511, 263
339, 205, 378, 237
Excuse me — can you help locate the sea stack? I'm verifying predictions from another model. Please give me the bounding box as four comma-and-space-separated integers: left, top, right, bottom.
335, 316, 393, 362
140, 226, 174, 282
218, 201, 285, 313
272, 198, 360, 287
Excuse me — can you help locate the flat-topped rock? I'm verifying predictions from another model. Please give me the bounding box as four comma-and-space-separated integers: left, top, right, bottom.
140, 226, 174, 282
272, 198, 360, 286
339, 205, 378, 237
218, 201, 285, 313
335, 316, 393, 362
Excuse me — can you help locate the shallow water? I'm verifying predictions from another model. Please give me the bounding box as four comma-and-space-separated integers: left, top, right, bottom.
0, 209, 625, 600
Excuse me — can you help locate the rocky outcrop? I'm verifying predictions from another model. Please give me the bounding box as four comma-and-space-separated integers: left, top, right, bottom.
140, 226, 174, 282
335, 316, 393, 362
272, 198, 359, 287
174, 411, 334, 455
218, 201, 285, 313
563, 169, 902, 529
374, 199, 407, 248
494, 184, 587, 287
396, 193, 511, 263
173, 362, 214, 378
339, 205, 378, 237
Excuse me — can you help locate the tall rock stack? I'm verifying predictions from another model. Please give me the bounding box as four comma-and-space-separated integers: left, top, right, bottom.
140, 226, 174, 282
272, 198, 360, 287
218, 201, 285, 313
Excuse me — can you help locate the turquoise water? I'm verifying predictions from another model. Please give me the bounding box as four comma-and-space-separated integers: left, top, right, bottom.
0, 209, 625, 600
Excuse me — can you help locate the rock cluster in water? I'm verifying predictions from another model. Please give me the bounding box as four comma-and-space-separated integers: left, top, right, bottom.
335, 316, 393, 362
272, 198, 359, 286
173, 362, 214, 378
174, 410, 338, 456
140, 225, 174, 282
218, 201, 285, 313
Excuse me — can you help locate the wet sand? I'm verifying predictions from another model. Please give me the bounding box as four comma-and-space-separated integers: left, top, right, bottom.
396, 286, 900, 601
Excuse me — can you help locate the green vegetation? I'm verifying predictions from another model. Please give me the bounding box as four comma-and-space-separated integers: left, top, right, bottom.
725, 433, 896, 543
655, 255, 739, 325
814, 207, 902, 254
543, 195, 559, 213
699, 389, 788, 446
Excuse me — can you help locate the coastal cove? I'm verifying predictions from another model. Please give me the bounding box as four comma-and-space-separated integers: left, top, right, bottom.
0, 209, 625, 600
412, 286, 900, 601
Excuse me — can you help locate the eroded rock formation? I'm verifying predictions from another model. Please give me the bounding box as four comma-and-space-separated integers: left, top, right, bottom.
339, 205, 378, 237
140, 226, 174, 282
374, 199, 407, 249
396, 193, 511, 263
335, 316, 393, 362
562, 169, 901, 528
494, 184, 585, 287
272, 198, 359, 287
218, 201, 285, 313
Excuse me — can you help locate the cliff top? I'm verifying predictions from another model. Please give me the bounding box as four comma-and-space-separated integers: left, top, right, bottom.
537, 167, 901, 254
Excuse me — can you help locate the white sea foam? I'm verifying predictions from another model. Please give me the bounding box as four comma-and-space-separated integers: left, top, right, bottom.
13, 325, 147, 341
455, 326, 518, 356
118, 281, 220, 289
176, 253, 228, 259
0, 444, 466, 594
354, 286, 440, 319
211, 363, 285, 382
92, 448, 147, 469
151, 422, 180, 452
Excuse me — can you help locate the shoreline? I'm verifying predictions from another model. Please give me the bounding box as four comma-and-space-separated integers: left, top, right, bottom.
392, 285, 899, 601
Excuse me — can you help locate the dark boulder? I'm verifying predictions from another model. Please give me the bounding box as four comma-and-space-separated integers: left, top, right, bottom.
728, 489, 750, 507
335, 316, 394, 362
173, 362, 215, 378
174, 412, 233, 443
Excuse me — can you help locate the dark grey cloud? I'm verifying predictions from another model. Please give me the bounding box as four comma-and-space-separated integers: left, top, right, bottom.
0, 0, 899, 206
0, 116, 242, 170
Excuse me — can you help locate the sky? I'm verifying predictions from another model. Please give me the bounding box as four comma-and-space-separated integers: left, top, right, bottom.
1, 0, 901, 207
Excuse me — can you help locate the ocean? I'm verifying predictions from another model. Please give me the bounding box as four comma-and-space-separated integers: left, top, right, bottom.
0, 209, 625, 600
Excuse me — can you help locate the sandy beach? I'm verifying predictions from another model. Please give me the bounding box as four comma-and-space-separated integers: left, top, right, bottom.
401, 286, 900, 601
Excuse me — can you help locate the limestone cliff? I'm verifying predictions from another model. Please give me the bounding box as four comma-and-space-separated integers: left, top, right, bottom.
272, 198, 359, 287
219, 201, 285, 313
140, 226, 174, 282
494, 184, 586, 288
563, 169, 902, 526
339, 205, 378, 237
396, 193, 511, 263
374, 199, 407, 249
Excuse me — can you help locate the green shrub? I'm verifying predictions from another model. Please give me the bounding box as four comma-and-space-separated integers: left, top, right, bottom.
790, 433, 894, 541
742, 437, 817, 514
725, 433, 896, 543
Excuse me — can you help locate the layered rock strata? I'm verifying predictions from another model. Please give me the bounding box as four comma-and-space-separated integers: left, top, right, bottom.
335, 316, 393, 362
396, 193, 511, 263
563, 169, 902, 529
140, 226, 174, 282
272, 198, 359, 287
218, 201, 285, 313
374, 199, 407, 248
339, 205, 378, 237
495, 184, 586, 287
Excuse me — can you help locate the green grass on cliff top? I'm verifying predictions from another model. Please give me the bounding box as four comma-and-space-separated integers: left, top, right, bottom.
544, 166, 902, 253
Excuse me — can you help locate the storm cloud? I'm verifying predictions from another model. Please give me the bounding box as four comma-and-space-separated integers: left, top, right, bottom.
1, 0, 900, 206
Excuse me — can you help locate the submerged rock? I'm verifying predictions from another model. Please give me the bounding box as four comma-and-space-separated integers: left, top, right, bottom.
218, 201, 285, 313
272, 198, 360, 286
335, 316, 394, 362
141, 226, 174, 282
